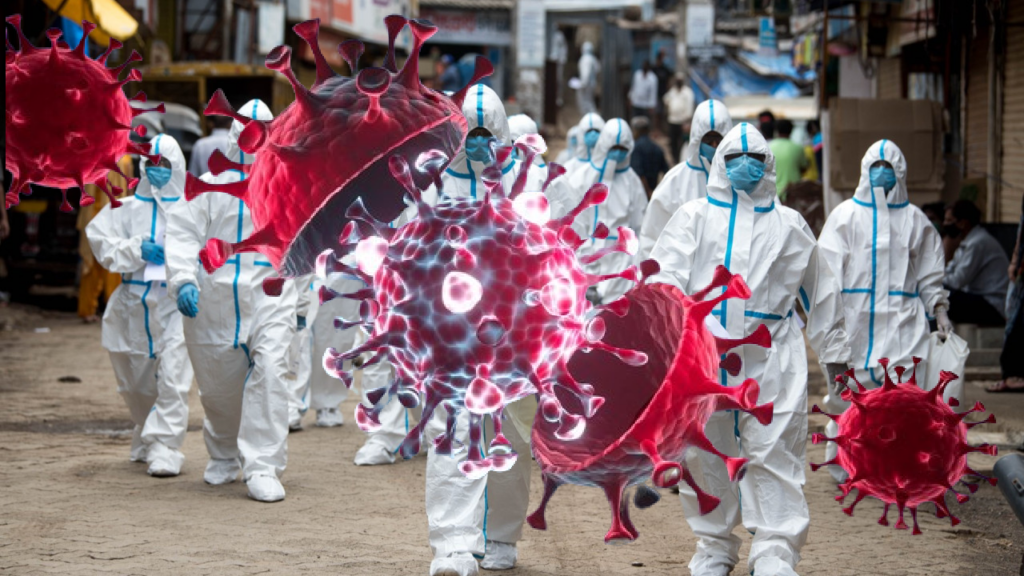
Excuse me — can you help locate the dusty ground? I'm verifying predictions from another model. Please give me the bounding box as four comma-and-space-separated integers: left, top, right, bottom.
1, 303, 1023, 576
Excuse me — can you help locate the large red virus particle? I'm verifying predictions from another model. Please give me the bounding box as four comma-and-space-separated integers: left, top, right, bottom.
186, 17, 492, 279
811, 359, 998, 534
527, 266, 774, 543
5, 16, 163, 211
318, 139, 648, 478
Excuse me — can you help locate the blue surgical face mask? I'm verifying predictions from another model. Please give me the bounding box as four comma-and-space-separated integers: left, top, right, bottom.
607, 148, 628, 164
584, 130, 600, 150
699, 143, 717, 164
869, 165, 898, 194
145, 166, 172, 189
465, 135, 497, 165
725, 155, 766, 193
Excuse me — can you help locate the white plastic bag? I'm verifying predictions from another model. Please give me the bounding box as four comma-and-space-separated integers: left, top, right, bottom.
923, 332, 970, 406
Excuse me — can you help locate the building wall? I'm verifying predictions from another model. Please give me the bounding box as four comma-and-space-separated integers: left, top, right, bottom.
877, 56, 901, 100
1001, 0, 1024, 223
964, 21, 989, 186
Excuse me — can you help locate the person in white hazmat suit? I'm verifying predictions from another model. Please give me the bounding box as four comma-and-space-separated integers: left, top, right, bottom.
638, 99, 732, 261
649, 123, 852, 576
576, 41, 600, 115
285, 276, 315, 431
557, 118, 648, 304
165, 99, 299, 503
86, 134, 195, 478
306, 269, 410, 465
817, 140, 951, 483
425, 84, 538, 576
560, 112, 605, 177
554, 125, 580, 167
507, 113, 548, 184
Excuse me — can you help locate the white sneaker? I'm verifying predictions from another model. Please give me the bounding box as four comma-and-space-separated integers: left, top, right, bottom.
480, 541, 517, 570
204, 458, 240, 485
145, 442, 184, 477
289, 410, 304, 432
246, 474, 286, 503
315, 407, 344, 427
430, 552, 478, 576
354, 442, 396, 466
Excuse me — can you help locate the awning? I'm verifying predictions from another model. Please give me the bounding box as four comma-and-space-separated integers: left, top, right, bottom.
41, 0, 139, 46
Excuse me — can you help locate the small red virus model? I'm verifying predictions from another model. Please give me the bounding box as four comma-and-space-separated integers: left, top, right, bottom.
318, 138, 648, 478
811, 359, 998, 534
186, 17, 492, 279
528, 266, 775, 543
5, 16, 163, 211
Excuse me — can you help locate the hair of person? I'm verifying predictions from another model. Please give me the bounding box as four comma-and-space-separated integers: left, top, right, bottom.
776, 119, 794, 137
947, 199, 982, 226
631, 115, 650, 133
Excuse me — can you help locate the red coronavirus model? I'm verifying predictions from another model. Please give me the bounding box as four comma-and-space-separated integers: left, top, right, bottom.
6, 16, 163, 211
318, 139, 648, 478
811, 359, 998, 534
186, 17, 492, 278
528, 267, 775, 543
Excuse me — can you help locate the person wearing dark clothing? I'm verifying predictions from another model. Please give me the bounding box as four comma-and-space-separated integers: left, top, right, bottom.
758, 110, 776, 140
652, 51, 673, 134
439, 55, 462, 93
989, 197, 1024, 393
629, 116, 669, 199
942, 200, 1010, 327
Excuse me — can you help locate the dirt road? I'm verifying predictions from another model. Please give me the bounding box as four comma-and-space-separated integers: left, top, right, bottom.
1, 304, 1022, 575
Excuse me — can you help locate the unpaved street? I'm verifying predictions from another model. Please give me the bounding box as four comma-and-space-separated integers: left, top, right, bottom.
1, 304, 1022, 575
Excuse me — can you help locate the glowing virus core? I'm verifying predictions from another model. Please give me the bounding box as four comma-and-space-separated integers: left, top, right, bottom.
5, 16, 163, 211
812, 359, 998, 534
186, 17, 493, 278
319, 142, 649, 479
528, 267, 775, 543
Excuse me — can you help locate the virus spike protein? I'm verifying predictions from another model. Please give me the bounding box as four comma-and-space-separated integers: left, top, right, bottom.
811, 359, 998, 534
321, 140, 653, 480
186, 17, 490, 278
527, 271, 774, 543
5, 16, 161, 211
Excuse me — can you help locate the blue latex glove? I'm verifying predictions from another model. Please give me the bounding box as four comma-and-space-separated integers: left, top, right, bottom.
297, 316, 307, 330
141, 240, 165, 265
177, 284, 199, 318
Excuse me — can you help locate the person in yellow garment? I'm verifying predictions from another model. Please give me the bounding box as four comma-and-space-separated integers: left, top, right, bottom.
76, 155, 133, 322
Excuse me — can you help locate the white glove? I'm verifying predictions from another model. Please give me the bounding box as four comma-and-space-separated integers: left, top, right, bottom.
935, 306, 953, 339
825, 363, 850, 397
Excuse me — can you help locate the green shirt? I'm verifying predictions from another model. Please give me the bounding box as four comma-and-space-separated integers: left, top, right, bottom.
769, 138, 807, 201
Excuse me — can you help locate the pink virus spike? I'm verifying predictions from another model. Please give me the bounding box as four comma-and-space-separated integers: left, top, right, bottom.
5, 16, 161, 210
185, 17, 492, 278
528, 268, 774, 543
811, 359, 998, 533
322, 138, 653, 480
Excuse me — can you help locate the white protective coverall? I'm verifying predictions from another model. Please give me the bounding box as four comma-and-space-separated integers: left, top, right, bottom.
425, 83, 538, 576
638, 99, 732, 261
576, 41, 600, 115
561, 118, 648, 303
507, 113, 549, 184
554, 125, 580, 167
560, 112, 605, 177
817, 139, 949, 482
286, 276, 315, 430
165, 99, 299, 495
86, 134, 194, 475
649, 123, 851, 576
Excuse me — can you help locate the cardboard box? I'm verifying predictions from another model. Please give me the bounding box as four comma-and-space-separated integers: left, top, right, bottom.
828, 97, 945, 193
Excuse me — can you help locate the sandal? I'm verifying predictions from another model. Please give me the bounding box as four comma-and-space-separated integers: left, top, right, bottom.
986, 378, 1024, 393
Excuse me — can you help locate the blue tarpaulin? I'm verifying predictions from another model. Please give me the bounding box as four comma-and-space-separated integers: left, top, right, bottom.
690, 58, 804, 101
738, 51, 817, 82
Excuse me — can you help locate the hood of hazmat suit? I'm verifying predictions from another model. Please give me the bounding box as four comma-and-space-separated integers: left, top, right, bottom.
649, 123, 851, 573
86, 134, 187, 356
554, 125, 581, 167
165, 98, 298, 346
561, 118, 648, 303
562, 112, 606, 176
817, 139, 948, 385
435, 84, 544, 202
508, 113, 549, 187
638, 99, 732, 261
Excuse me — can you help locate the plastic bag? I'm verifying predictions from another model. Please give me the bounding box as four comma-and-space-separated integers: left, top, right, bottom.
923, 332, 970, 406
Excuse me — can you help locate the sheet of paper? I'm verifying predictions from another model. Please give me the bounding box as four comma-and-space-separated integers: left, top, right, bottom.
143, 218, 167, 282
704, 315, 731, 339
